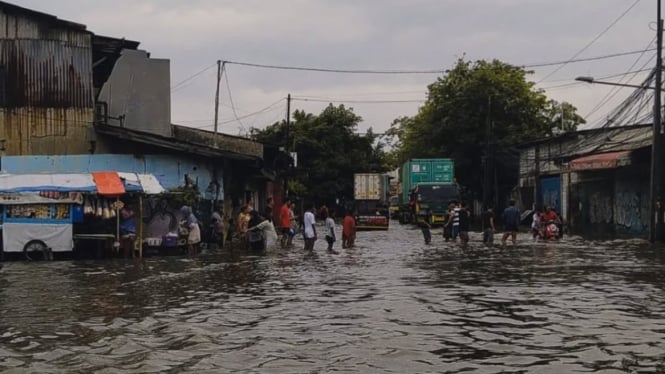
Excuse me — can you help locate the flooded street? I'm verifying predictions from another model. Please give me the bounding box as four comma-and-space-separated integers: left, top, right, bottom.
1, 224, 665, 373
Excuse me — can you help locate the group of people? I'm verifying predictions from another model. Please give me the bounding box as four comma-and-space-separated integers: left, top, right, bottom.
530, 206, 562, 241
418, 199, 546, 247
278, 199, 358, 253
419, 201, 472, 245
116, 203, 202, 257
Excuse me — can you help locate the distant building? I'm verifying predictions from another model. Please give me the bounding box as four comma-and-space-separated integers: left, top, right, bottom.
517, 124, 651, 239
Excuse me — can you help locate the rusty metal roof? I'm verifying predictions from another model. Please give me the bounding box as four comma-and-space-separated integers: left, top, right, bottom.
0, 1, 87, 32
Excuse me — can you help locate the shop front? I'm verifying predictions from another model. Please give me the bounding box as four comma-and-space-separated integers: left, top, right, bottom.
0, 172, 165, 260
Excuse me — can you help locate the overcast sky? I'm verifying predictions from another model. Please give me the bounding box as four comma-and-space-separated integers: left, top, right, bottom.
11, 0, 659, 135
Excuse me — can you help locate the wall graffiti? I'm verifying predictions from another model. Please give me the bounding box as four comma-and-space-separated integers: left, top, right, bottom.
614, 174, 650, 234
589, 192, 612, 224
614, 191, 642, 231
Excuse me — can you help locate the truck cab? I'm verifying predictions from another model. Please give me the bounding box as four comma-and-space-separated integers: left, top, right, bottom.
413, 183, 460, 226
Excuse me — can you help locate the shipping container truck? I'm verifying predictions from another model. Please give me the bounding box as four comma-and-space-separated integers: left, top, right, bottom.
397, 159, 460, 226
353, 173, 390, 230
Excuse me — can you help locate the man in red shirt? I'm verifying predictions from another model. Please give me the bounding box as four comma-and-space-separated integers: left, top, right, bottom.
542, 206, 559, 223
279, 198, 292, 248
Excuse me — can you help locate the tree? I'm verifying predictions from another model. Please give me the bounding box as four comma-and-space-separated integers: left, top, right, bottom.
389, 58, 584, 206
544, 100, 586, 134
251, 104, 388, 206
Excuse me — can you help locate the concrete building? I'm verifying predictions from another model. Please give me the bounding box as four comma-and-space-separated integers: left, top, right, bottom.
0, 1, 284, 224
517, 124, 652, 239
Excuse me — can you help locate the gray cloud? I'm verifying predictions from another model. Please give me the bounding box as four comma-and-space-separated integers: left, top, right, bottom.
9, 0, 658, 133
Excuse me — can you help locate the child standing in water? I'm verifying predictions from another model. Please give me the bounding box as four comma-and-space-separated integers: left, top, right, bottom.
324, 209, 338, 254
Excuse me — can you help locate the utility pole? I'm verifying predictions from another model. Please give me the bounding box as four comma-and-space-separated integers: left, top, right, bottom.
285, 94, 291, 152
213, 60, 223, 147
651, 0, 664, 242
284, 93, 292, 199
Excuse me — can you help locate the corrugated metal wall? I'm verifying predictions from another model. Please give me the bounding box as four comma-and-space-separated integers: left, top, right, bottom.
0, 40, 93, 108
0, 8, 94, 155
0, 108, 93, 154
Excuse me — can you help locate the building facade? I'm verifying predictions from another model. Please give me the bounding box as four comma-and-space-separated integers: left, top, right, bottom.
517, 125, 652, 239
0, 1, 285, 227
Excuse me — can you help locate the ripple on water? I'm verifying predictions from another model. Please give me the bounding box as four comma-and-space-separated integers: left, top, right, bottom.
0, 226, 665, 372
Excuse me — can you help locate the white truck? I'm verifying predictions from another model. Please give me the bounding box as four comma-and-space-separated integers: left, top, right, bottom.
353, 173, 390, 230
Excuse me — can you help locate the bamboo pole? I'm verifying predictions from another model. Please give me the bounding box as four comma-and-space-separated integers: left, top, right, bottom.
139, 195, 144, 259
115, 196, 120, 251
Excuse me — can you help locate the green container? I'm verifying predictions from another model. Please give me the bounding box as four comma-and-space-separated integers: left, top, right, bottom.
401, 159, 454, 202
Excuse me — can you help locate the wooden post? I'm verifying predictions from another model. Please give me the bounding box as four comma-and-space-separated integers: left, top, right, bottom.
115, 196, 120, 247
139, 195, 144, 259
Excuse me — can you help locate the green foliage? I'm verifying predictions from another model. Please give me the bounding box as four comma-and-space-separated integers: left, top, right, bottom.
387, 58, 585, 199
168, 185, 201, 208
287, 180, 307, 196
252, 104, 388, 204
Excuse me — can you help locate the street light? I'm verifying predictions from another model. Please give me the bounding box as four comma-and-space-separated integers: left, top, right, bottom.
575, 76, 656, 90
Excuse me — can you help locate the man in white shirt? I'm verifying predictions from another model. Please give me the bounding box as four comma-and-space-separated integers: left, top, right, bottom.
303, 204, 317, 251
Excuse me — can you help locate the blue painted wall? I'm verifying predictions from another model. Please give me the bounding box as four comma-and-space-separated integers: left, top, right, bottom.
539, 176, 561, 213
1, 154, 223, 198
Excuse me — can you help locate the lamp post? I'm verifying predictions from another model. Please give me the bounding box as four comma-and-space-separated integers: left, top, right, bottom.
574, 76, 656, 90
575, 0, 663, 242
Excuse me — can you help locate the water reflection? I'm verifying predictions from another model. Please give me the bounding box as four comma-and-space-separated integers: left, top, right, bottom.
0, 226, 664, 372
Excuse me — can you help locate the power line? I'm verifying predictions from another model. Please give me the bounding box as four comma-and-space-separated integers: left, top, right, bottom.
222, 47, 657, 76
524, 47, 657, 69
292, 89, 427, 97
171, 63, 217, 91
222, 65, 246, 132
185, 97, 286, 129
536, 0, 642, 83
585, 41, 656, 120
291, 97, 425, 104
535, 67, 655, 90
222, 60, 445, 74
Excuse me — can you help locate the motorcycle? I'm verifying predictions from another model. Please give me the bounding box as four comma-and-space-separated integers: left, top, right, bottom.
538, 220, 561, 241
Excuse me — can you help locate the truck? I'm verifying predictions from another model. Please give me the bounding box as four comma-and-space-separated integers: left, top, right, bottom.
397, 159, 460, 226
353, 173, 390, 231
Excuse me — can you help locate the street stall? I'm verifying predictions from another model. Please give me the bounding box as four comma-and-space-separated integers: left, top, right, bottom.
0, 172, 165, 260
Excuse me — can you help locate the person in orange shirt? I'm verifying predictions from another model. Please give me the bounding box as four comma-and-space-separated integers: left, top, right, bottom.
542, 206, 559, 223
342, 209, 356, 249
279, 198, 292, 248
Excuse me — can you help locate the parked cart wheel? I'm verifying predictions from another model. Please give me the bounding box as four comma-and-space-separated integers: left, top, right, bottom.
23, 240, 51, 261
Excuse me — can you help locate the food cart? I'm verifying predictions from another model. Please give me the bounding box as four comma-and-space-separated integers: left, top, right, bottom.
0, 172, 165, 260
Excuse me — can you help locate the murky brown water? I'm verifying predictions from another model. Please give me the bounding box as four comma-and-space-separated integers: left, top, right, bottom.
1, 224, 665, 373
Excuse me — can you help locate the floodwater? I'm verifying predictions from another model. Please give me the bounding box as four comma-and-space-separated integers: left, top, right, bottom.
1, 224, 665, 373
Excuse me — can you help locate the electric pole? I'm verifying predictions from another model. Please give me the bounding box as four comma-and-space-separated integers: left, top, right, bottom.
651, 0, 664, 242
213, 60, 223, 147
284, 93, 292, 199
285, 93, 291, 152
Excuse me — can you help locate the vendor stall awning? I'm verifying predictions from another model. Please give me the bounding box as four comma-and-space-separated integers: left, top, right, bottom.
118, 173, 166, 194
0, 173, 97, 193
92, 172, 125, 195
0, 172, 166, 195
569, 150, 632, 171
